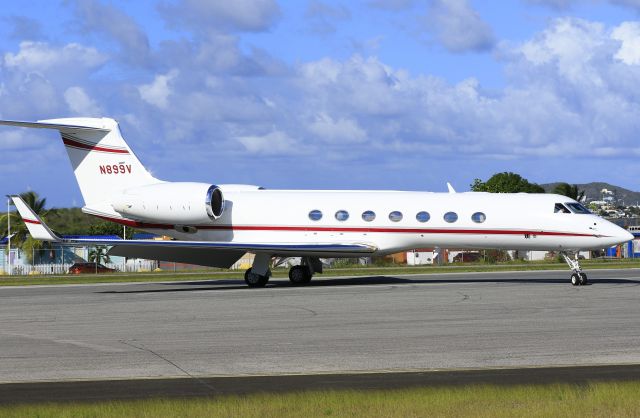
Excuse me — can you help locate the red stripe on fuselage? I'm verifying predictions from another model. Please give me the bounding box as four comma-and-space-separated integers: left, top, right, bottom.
94, 215, 598, 237
23, 219, 41, 225
63, 138, 129, 154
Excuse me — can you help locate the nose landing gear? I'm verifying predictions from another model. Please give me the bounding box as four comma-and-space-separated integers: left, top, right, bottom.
561, 252, 588, 286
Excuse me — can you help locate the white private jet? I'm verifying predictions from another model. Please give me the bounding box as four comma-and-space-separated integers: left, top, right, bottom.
1, 117, 633, 287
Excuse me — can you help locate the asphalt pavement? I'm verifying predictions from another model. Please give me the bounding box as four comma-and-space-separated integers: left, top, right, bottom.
0, 268, 638, 402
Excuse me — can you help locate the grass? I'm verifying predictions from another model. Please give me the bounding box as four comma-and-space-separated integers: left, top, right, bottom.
0, 382, 639, 417
0, 259, 639, 287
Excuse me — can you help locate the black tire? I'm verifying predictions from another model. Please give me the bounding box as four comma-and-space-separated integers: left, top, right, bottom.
571, 273, 580, 286
579, 273, 588, 286
289, 265, 312, 285
245, 269, 269, 288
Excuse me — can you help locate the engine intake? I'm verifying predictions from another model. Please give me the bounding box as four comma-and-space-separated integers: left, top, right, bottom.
205, 185, 225, 220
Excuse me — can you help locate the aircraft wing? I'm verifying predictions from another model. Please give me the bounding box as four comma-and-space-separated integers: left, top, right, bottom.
10, 195, 376, 268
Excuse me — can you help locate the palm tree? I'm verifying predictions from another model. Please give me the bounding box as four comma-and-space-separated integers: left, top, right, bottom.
88, 246, 111, 265
553, 183, 585, 202
1, 191, 49, 246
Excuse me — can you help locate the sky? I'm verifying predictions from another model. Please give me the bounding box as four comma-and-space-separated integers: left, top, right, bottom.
1, 0, 640, 207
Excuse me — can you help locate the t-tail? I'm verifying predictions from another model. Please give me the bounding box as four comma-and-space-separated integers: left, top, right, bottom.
0, 118, 161, 206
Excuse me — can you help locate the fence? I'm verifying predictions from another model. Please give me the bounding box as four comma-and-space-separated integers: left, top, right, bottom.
1, 257, 159, 276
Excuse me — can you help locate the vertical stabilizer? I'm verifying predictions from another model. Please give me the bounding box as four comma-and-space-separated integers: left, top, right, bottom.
0, 117, 161, 206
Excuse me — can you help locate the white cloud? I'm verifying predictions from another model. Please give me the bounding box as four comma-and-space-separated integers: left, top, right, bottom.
426, 0, 495, 53
518, 18, 607, 84
3, 41, 106, 72
236, 130, 299, 154
308, 113, 367, 143
137, 69, 179, 109
64, 86, 101, 116
612, 21, 640, 64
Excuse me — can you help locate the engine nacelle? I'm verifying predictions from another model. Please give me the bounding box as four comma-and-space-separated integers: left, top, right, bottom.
205, 185, 225, 220
111, 182, 225, 224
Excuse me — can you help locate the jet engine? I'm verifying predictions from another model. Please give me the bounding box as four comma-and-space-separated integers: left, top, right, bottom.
111, 182, 226, 224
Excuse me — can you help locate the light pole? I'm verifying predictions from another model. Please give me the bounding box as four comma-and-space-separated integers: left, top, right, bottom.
6, 197, 10, 276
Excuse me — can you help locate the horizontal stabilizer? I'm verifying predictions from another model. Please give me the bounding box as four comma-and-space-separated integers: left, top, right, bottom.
0, 119, 110, 133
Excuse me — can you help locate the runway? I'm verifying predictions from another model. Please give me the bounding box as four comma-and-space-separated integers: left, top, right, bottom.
0, 269, 638, 391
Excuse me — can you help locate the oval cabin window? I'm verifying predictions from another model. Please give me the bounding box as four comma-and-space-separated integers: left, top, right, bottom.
444, 212, 458, 223
335, 210, 349, 221
416, 211, 430, 223
389, 211, 403, 222
471, 212, 486, 223
308, 209, 323, 221
362, 210, 376, 222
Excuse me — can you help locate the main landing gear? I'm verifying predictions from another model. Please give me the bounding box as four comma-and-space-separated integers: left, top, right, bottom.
560, 252, 588, 286
288, 257, 323, 286
244, 253, 272, 288
289, 265, 312, 284
243, 255, 323, 288
244, 269, 271, 288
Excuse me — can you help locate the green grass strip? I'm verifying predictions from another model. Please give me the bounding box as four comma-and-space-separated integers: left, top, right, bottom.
0, 382, 638, 417
0, 259, 639, 286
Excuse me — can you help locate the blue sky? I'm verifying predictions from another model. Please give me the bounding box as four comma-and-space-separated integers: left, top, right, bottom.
1, 0, 640, 207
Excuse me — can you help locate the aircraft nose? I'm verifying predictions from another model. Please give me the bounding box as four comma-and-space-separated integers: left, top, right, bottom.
602, 222, 635, 245
610, 225, 633, 244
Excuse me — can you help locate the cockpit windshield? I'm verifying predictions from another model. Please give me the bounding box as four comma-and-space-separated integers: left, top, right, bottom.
566, 202, 591, 214
554, 203, 571, 213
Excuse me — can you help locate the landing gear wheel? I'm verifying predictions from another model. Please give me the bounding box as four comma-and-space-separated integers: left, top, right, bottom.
289, 265, 312, 285
579, 273, 588, 286
571, 273, 580, 286
244, 269, 270, 288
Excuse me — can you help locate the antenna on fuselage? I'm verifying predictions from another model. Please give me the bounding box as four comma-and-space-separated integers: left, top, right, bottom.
447, 182, 456, 193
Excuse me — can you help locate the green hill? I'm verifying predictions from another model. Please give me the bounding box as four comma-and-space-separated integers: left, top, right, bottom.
541, 182, 640, 205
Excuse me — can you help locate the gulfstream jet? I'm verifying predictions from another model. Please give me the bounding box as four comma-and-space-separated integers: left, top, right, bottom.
1, 117, 633, 287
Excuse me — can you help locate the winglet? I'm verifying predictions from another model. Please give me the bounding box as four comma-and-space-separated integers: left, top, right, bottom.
9, 196, 61, 242
447, 182, 456, 193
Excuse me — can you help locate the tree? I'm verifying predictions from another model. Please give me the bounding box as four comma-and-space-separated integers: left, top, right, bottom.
552, 183, 585, 201
88, 221, 134, 239
0, 192, 50, 259
88, 246, 111, 265
470, 172, 545, 193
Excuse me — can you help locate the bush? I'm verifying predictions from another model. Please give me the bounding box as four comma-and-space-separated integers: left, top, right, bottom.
484, 250, 511, 264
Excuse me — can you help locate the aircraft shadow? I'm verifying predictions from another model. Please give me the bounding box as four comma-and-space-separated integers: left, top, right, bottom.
97, 275, 640, 294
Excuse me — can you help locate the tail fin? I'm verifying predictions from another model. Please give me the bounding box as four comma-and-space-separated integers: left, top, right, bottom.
10, 195, 61, 242
0, 118, 160, 206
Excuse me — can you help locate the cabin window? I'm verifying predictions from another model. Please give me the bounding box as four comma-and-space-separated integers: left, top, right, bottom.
471, 212, 486, 223
335, 210, 349, 221
389, 211, 403, 222
362, 210, 376, 222
308, 210, 322, 221
566, 203, 591, 214
444, 212, 458, 223
416, 211, 430, 223
554, 203, 571, 213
